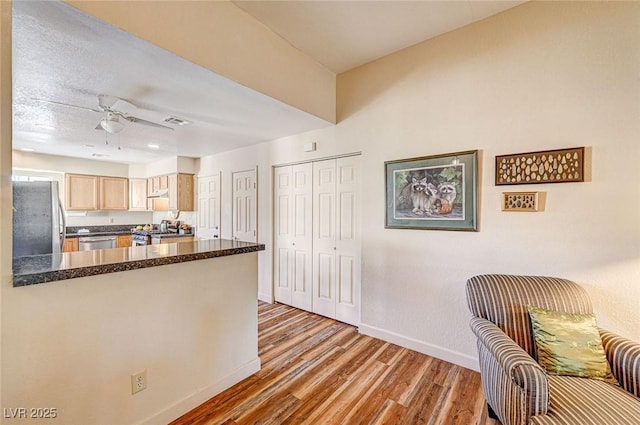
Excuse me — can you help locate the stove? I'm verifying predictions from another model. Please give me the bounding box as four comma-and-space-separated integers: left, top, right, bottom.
131, 230, 176, 246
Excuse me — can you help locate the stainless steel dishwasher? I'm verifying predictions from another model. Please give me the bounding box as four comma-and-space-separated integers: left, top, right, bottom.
78, 236, 117, 251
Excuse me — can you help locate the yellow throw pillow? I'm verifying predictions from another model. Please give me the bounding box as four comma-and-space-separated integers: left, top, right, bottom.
527, 306, 617, 384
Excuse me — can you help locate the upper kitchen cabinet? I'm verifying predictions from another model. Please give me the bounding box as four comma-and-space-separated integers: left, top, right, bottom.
65, 174, 99, 210
65, 173, 129, 211
129, 178, 149, 211
147, 174, 169, 211
99, 176, 129, 210
168, 173, 194, 211
148, 173, 194, 211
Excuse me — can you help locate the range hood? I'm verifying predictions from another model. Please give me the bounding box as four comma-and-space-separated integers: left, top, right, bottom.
147, 188, 169, 199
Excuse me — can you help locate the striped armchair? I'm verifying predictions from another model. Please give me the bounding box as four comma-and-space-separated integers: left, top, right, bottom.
466, 274, 640, 425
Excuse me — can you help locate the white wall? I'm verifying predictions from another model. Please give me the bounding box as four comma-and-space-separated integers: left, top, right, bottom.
198, 145, 271, 301
200, 1, 640, 369
13, 150, 129, 176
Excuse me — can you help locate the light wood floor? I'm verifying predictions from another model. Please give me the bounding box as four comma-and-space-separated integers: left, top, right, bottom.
170, 302, 501, 425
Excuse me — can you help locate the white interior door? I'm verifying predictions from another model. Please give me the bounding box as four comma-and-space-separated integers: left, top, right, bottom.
232, 169, 257, 243
274, 166, 293, 304
274, 163, 313, 310
312, 159, 337, 319
335, 156, 361, 325
197, 173, 221, 240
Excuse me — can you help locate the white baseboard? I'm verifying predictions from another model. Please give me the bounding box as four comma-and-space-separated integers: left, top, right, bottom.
139, 357, 261, 425
358, 323, 479, 372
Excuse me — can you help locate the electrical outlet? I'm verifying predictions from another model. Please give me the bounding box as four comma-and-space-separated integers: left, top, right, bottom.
131, 370, 147, 394
109, 217, 114, 224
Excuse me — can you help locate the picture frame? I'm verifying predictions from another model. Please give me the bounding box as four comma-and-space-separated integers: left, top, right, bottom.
385, 150, 478, 231
495, 147, 585, 185
502, 192, 539, 212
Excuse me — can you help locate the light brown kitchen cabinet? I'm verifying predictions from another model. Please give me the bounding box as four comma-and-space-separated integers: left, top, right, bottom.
66, 173, 129, 211
147, 173, 194, 211
148, 175, 169, 211
99, 177, 129, 210
116, 234, 132, 248
151, 236, 194, 244
63, 237, 79, 252
168, 173, 194, 211
65, 174, 99, 210
129, 178, 148, 211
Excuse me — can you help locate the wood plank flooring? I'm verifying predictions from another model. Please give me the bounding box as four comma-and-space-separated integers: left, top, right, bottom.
170, 302, 501, 425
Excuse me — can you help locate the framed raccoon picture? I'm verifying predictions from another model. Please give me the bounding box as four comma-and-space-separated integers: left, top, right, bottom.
384, 150, 478, 231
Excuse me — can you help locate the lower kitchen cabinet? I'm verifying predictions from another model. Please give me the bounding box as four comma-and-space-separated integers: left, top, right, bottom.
116, 234, 132, 248
63, 237, 79, 252
151, 236, 194, 244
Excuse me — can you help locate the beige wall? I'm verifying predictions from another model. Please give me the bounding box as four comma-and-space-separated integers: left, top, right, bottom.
341, 1, 640, 367
66, 0, 336, 124
0, 0, 12, 408
201, 1, 640, 369
2, 254, 260, 425
3, 2, 639, 423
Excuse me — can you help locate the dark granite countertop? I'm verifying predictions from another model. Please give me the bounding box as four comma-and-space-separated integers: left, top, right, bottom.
12, 239, 265, 287
66, 230, 133, 237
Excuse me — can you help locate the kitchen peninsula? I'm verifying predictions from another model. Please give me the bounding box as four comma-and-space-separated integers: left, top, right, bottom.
13, 238, 263, 286
6, 238, 265, 425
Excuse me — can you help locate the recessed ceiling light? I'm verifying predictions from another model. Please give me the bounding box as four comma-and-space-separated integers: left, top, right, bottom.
35, 124, 55, 130
148, 143, 160, 149
20, 147, 35, 152
91, 153, 110, 158
84, 144, 95, 148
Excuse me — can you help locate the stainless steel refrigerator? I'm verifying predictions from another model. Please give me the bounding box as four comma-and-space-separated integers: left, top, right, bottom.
12, 181, 66, 257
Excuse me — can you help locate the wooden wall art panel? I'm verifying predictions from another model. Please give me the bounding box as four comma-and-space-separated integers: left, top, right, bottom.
502, 192, 539, 212
495, 147, 584, 185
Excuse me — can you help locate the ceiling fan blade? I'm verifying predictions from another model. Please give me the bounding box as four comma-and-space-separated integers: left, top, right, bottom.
99, 95, 137, 114
32, 98, 102, 113
123, 115, 174, 131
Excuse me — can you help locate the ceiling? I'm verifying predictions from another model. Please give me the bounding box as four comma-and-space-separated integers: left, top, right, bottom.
12, 1, 524, 165
233, 1, 526, 74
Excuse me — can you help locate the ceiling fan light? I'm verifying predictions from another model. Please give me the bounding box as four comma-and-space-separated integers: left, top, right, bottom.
100, 118, 124, 134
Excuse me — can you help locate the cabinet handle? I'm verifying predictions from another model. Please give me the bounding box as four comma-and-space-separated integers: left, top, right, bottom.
292, 242, 296, 246
333, 247, 336, 250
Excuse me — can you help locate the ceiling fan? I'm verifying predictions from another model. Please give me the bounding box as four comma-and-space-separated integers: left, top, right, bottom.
33, 94, 174, 134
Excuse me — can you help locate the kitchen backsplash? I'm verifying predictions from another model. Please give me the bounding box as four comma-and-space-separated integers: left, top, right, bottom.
65, 211, 194, 229
66, 224, 138, 234
152, 211, 195, 227
65, 211, 153, 227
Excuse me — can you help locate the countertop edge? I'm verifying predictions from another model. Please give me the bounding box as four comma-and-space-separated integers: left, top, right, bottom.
13, 243, 265, 287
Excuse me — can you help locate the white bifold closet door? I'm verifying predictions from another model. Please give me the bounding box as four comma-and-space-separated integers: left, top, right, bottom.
274, 163, 313, 312
312, 156, 361, 325
274, 155, 360, 325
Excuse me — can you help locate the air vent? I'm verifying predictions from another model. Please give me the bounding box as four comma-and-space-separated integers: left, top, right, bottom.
162, 116, 191, 126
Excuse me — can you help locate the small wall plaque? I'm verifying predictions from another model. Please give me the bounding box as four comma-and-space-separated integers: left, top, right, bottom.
502, 192, 539, 212
496, 147, 584, 185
